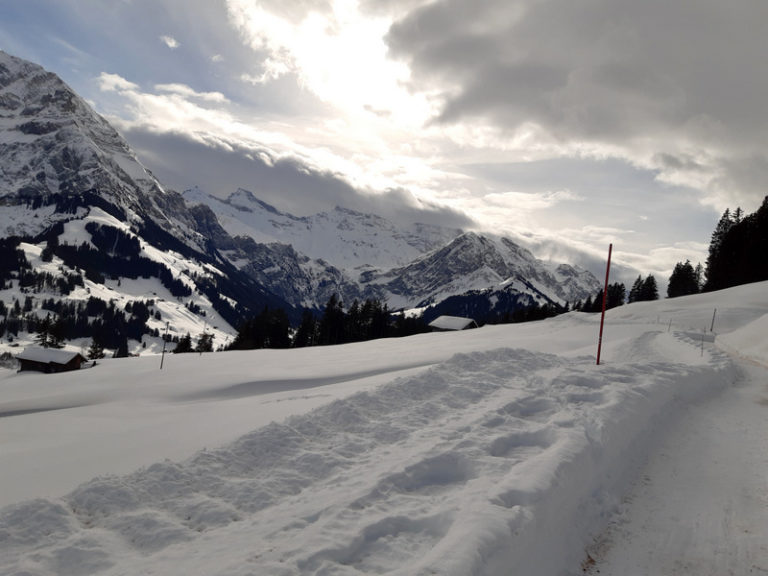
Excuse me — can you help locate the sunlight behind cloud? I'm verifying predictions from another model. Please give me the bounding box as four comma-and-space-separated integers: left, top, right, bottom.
225, 0, 434, 126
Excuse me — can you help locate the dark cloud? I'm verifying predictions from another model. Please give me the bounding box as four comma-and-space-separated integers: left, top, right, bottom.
388, 0, 768, 138
124, 128, 475, 229
386, 0, 768, 207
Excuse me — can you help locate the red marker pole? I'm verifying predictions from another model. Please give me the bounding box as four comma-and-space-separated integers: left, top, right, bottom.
596, 243, 612, 365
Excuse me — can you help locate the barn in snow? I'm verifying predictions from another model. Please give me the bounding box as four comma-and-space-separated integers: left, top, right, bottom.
16, 347, 88, 374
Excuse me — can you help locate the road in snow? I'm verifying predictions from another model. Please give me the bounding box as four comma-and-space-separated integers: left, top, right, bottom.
1, 282, 768, 575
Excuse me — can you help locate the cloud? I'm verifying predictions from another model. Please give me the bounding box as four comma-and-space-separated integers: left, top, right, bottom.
224, 0, 433, 124
122, 127, 474, 230
155, 83, 229, 103
385, 0, 768, 213
160, 35, 180, 49
98, 72, 139, 92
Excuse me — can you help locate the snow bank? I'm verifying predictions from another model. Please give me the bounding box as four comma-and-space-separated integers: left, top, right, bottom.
718, 312, 768, 367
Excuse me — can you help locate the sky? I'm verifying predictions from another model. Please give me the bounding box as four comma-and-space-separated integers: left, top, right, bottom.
2, 0, 767, 283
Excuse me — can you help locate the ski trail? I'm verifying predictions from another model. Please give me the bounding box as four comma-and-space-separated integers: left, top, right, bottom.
588, 361, 768, 575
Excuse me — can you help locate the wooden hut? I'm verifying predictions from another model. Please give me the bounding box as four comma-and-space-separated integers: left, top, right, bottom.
16, 347, 88, 373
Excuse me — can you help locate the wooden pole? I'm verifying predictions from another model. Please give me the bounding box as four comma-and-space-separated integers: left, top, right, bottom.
596, 243, 613, 365
160, 321, 169, 369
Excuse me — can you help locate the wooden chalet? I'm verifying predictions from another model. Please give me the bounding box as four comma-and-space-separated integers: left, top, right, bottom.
16, 347, 88, 374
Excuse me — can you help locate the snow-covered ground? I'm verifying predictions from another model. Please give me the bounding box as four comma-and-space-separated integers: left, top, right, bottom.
1, 282, 768, 575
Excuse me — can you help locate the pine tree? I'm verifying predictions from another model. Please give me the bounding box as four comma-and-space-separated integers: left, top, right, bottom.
606, 282, 626, 309
639, 275, 659, 301
35, 314, 53, 348
704, 208, 735, 289
87, 338, 105, 360
173, 333, 193, 354
195, 332, 214, 353
667, 260, 699, 298
35, 313, 63, 348
318, 294, 344, 345
112, 336, 130, 358
293, 309, 317, 347
627, 275, 644, 303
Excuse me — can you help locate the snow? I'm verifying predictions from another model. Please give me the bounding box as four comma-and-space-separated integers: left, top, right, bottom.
1, 281, 768, 575
15, 347, 83, 364
428, 315, 477, 330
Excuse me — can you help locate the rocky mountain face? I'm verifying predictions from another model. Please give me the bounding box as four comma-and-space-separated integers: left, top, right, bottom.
184, 189, 603, 311
0, 50, 601, 355
0, 50, 295, 351
0, 51, 201, 244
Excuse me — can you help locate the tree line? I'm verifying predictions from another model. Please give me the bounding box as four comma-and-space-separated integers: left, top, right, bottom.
218, 295, 431, 352
663, 195, 768, 298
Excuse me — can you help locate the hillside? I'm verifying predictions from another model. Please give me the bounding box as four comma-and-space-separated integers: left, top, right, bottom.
2, 281, 767, 574
1, 49, 602, 356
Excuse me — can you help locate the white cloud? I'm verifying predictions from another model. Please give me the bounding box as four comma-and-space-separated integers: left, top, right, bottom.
98, 72, 139, 92
160, 35, 180, 49
155, 83, 229, 104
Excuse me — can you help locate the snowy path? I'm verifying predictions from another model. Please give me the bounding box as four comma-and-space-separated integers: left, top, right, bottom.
589, 360, 768, 575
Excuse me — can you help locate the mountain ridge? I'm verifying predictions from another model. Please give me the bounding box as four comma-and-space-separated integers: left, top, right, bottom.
0, 50, 602, 355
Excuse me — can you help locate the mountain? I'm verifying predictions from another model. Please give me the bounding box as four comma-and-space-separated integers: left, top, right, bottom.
0, 50, 296, 354
182, 186, 463, 271
184, 188, 602, 313
0, 50, 601, 356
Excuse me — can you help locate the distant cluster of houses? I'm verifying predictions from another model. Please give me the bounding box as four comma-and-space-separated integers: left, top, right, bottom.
11, 315, 476, 374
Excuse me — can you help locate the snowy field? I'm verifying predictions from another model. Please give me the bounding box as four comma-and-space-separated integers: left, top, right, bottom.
2, 282, 768, 575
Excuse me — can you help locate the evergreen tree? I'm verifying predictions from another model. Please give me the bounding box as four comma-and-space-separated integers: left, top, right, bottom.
318, 294, 345, 345
591, 289, 604, 312
195, 332, 214, 353
639, 275, 659, 301
627, 275, 644, 303
704, 196, 768, 291
112, 336, 130, 358
35, 313, 53, 348
293, 309, 317, 348
263, 308, 290, 348
35, 313, 63, 348
606, 282, 626, 309
704, 208, 735, 288
87, 338, 105, 360
667, 260, 699, 298
173, 333, 194, 354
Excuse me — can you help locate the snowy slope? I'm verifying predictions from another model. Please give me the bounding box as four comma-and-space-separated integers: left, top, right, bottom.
2, 281, 767, 575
